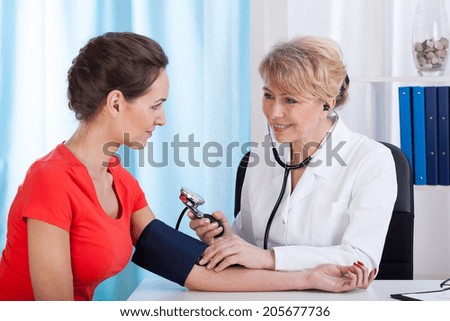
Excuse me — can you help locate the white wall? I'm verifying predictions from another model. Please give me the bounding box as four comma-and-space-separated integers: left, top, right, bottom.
250, 0, 450, 280
252, 0, 450, 141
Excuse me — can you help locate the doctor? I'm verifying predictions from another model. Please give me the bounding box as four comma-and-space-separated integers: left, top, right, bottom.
190, 35, 397, 274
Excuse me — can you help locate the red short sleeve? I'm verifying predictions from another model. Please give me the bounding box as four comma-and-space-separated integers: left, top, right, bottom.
20, 164, 72, 231
132, 186, 148, 213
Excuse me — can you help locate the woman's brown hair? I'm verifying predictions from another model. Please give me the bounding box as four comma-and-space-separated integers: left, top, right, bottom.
67, 32, 169, 121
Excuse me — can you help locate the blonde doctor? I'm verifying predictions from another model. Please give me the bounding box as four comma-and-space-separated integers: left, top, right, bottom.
189, 36, 397, 275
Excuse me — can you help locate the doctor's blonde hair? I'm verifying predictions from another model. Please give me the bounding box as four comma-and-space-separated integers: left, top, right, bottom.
259, 35, 349, 108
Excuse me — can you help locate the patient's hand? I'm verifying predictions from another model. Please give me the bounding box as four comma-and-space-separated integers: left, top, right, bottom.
307, 262, 376, 292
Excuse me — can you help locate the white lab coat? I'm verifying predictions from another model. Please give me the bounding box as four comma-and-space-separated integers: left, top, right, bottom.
232, 116, 397, 271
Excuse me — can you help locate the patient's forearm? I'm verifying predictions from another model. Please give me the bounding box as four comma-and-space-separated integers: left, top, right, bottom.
184, 264, 308, 292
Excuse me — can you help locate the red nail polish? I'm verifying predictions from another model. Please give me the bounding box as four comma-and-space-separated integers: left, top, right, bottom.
374, 268, 377, 275
357, 261, 364, 266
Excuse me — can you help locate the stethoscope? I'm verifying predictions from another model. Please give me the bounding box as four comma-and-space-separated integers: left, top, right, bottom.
263, 107, 339, 249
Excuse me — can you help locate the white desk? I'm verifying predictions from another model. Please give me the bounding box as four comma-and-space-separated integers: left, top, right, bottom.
127, 276, 444, 301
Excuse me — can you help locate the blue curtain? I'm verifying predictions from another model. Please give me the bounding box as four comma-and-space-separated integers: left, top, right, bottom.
0, 0, 250, 300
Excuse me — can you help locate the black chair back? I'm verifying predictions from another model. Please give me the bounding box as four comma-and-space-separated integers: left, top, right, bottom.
376, 142, 414, 279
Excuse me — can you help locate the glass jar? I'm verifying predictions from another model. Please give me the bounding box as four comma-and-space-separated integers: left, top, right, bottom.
412, 0, 450, 76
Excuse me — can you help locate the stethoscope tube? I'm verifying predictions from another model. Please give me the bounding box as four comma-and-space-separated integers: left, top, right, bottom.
263, 167, 290, 250
263, 111, 338, 250
263, 148, 311, 249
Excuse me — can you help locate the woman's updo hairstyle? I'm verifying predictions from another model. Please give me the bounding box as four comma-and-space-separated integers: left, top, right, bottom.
67, 32, 168, 121
259, 35, 349, 108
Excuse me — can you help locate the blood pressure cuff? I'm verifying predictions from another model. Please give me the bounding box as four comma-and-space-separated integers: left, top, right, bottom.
131, 219, 207, 286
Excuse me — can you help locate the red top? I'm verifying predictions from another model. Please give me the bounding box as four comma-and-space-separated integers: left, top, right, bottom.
0, 144, 148, 300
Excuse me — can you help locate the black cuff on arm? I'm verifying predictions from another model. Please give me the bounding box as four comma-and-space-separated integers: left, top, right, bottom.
131, 219, 207, 286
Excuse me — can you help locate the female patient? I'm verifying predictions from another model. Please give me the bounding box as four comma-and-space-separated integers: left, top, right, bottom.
0, 32, 374, 300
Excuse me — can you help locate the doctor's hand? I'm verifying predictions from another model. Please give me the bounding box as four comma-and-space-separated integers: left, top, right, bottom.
197, 234, 275, 272
307, 262, 377, 292
188, 210, 232, 245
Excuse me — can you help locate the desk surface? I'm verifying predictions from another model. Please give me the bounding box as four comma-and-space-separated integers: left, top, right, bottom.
127, 277, 444, 301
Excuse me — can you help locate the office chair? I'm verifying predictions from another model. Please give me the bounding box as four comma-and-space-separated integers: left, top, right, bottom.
376, 142, 414, 279
233, 142, 414, 280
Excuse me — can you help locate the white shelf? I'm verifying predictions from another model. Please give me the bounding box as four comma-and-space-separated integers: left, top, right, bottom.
414, 185, 450, 191
351, 76, 450, 83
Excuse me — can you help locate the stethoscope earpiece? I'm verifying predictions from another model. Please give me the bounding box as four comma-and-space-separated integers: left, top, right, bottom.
323, 103, 330, 111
